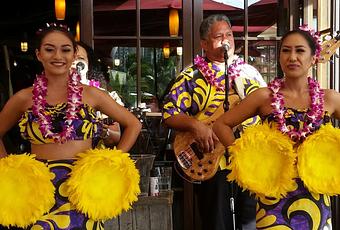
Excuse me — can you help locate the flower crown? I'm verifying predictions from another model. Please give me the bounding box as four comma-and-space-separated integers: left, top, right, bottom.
37, 22, 70, 34
298, 24, 322, 62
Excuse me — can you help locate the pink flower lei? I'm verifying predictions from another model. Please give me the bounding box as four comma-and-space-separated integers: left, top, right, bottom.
194, 55, 244, 91
268, 77, 324, 142
32, 69, 83, 143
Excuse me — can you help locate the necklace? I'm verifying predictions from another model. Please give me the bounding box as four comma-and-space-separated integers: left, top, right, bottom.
32, 70, 83, 143
194, 55, 245, 91
268, 77, 324, 142
227, 58, 245, 82
194, 55, 225, 91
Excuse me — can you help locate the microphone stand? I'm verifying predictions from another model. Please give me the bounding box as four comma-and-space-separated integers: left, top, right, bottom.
223, 49, 236, 230
223, 50, 230, 112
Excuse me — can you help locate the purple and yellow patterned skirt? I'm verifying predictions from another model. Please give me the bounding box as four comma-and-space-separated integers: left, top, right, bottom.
256, 179, 332, 229
30, 159, 104, 230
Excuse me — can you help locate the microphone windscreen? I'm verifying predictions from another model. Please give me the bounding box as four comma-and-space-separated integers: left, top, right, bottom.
222, 42, 230, 51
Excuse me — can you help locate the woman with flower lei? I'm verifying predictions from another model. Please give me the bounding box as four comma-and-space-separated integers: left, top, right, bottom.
213, 25, 340, 229
0, 24, 141, 229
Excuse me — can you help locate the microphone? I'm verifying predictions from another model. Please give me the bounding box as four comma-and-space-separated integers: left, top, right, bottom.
76, 61, 86, 72
222, 42, 230, 52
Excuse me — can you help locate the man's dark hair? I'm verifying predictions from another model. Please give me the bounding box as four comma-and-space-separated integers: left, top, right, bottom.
199, 14, 232, 40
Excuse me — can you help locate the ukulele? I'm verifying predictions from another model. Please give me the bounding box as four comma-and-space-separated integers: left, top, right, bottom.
173, 90, 240, 181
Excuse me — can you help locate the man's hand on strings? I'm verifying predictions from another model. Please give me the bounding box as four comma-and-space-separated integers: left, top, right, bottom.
191, 122, 219, 153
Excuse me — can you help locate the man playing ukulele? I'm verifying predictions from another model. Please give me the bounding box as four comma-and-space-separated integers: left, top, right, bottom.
162, 14, 266, 230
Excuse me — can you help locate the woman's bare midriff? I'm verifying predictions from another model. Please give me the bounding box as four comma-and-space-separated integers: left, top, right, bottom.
31, 139, 93, 160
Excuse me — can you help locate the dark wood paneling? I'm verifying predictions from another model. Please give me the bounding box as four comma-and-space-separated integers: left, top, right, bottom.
182, 0, 193, 67
81, 0, 94, 48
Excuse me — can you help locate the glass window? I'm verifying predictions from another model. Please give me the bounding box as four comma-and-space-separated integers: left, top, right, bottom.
248, 0, 278, 38
93, 0, 136, 36
139, 39, 183, 109
141, 7, 182, 37
248, 40, 278, 83
94, 39, 183, 108
109, 46, 137, 107
93, 0, 183, 107
94, 39, 136, 107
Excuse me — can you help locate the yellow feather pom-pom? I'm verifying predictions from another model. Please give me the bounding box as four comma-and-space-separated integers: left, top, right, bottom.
66, 148, 140, 221
228, 122, 297, 198
298, 124, 340, 195
0, 154, 55, 228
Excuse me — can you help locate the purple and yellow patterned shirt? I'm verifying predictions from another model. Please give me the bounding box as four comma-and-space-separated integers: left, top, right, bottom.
162, 56, 265, 127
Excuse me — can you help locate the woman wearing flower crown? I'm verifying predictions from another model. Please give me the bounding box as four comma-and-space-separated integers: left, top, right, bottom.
213, 25, 340, 229
0, 23, 142, 229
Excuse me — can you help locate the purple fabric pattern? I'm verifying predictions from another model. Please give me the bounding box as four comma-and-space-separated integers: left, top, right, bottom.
31, 159, 104, 230
257, 179, 332, 229
18, 103, 103, 145
257, 108, 332, 229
